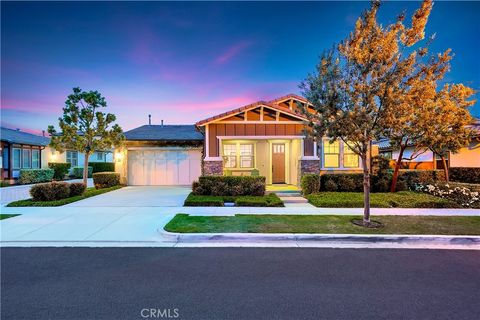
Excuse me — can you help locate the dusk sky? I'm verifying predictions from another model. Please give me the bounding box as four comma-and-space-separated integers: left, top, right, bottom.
2, 1, 479, 135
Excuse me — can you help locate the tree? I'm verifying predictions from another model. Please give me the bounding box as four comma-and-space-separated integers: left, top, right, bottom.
300, 0, 443, 226
423, 84, 475, 182
48, 87, 124, 186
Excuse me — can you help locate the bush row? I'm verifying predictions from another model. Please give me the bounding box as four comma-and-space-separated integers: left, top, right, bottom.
70, 166, 93, 178
89, 162, 115, 173
301, 170, 447, 194
235, 193, 284, 207
449, 167, 480, 184
92, 172, 120, 189
183, 193, 284, 207
19, 169, 54, 185
30, 182, 86, 201
48, 163, 71, 180
192, 176, 266, 196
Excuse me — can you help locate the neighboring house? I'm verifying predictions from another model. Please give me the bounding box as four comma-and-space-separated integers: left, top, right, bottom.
1, 127, 50, 179
115, 124, 203, 185
377, 120, 480, 169
1, 126, 114, 180
116, 94, 366, 186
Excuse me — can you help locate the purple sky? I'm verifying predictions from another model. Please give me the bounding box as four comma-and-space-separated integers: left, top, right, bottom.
2, 1, 479, 135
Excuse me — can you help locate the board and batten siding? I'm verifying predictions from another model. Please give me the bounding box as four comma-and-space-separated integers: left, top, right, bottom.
206, 123, 313, 157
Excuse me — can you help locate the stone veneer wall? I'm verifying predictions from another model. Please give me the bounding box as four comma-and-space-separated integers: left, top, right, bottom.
203, 160, 223, 175
298, 159, 320, 185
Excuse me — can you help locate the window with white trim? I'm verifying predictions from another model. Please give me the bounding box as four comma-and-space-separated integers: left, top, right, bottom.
96, 152, 104, 161
323, 141, 340, 168
32, 149, 40, 168
66, 150, 78, 166
343, 143, 359, 168
223, 144, 237, 168
239, 144, 254, 168
22, 149, 31, 168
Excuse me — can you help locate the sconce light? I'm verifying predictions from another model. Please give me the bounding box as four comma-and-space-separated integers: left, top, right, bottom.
115, 152, 124, 162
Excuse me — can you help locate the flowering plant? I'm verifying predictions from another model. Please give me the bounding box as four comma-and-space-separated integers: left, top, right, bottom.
416, 183, 480, 208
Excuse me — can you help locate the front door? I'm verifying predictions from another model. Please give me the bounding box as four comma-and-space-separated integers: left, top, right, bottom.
272, 144, 285, 184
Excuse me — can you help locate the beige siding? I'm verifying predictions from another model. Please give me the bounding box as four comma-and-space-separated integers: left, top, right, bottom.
450, 141, 480, 168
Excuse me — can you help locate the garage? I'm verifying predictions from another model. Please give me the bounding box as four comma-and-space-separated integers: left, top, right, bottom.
128, 148, 201, 186
121, 124, 204, 186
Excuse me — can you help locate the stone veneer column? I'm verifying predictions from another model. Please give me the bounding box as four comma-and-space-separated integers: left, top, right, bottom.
203, 160, 223, 175
298, 159, 320, 185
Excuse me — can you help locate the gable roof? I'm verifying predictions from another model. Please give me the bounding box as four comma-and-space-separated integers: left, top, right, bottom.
124, 125, 203, 141
1, 127, 50, 146
195, 98, 309, 127
267, 93, 310, 105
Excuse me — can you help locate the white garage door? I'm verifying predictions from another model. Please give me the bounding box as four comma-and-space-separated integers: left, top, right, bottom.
128, 149, 201, 186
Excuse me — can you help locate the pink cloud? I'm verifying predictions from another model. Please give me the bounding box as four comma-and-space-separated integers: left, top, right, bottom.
215, 41, 253, 65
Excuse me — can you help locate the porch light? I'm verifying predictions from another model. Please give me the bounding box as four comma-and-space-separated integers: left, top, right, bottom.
115, 152, 124, 162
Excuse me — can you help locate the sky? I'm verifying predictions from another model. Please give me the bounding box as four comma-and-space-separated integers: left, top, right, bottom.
1, 1, 479, 135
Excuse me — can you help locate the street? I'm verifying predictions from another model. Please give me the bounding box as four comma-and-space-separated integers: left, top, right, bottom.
1, 248, 479, 320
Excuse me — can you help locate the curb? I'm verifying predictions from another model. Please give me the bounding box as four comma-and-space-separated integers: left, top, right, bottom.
159, 229, 480, 246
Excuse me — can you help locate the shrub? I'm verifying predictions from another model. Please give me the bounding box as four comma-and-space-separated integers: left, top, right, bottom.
235, 193, 284, 207
192, 176, 266, 196
395, 180, 408, 192
184, 193, 224, 206
48, 162, 71, 180
69, 182, 86, 196
88, 162, 115, 173
372, 178, 390, 193
450, 167, 480, 184
324, 179, 338, 191
30, 181, 70, 201
417, 184, 480, 208
93, 172, 120, 189
398, 170, 445, 189
70, 166, 93, 179
321, 173, 363, 192
301, 174, 321, 195
18, 169, 54, 184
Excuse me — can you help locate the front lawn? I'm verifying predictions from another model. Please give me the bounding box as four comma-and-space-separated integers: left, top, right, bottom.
184, 193, 284, 207
165, 214, 480, 235
6, 186, 123, 207
306, 191, 460, 208
0, 214, 19, 220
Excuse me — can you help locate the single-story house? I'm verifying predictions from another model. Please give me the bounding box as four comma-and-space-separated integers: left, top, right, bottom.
1, 127, 113, 180
115, 94, 369, 186
377, 120, 480, 169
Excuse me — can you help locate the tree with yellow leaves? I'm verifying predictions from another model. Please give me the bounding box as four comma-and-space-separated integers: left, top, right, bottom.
300, 0, 475, 226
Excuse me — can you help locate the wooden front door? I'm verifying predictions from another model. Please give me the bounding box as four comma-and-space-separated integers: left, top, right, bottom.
272, 144, 285, 184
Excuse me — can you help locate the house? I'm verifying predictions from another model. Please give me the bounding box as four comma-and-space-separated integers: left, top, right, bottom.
1, 127, 114, 180
377, 120, 480, 169
115, 94, 365, 186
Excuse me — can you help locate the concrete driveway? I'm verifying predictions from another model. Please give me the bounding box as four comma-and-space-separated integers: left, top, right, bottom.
65, 186, 191, 207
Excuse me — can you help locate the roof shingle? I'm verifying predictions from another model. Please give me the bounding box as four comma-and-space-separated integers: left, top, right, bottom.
124, 125, 203, 141
1, 127, 50, 146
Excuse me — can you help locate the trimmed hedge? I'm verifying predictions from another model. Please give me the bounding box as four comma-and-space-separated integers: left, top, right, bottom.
89, 162, 115, 173
184, 194, 225, 207
301, 174, 321, 195
70, 166, 93, 179
398, 170, 445, 188
450, 167, 480, 184
48, 162, 71, 180
321, 173, 364, 192
18, 169, 54, 184
92, 172, 120, 189
30, 181, 70, 201
235, 193, 284, 207
69, 182, 86, 196
192, 176, 266, 196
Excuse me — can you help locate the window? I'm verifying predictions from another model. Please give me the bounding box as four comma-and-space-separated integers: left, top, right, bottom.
239, 144, 254, 168
22, 149, 31, 168
223, 144, 237, 168
343, 143, 359, 168
96, 152, 104, 161
323, 141, 339, 168
32, 149, 40, 168
12, 148, 21, 169
66, 150, 78, 166
380, 151, 392, 160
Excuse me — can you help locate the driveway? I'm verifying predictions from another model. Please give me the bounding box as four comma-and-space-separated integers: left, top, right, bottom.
65, 186, 191, 207
0, 178, 94, 205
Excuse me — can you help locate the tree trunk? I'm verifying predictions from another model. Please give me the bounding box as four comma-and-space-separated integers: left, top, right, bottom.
83, 152, 90, 186
441, 155, 449, 183
362, 144, 371, 224
390, 145, 406, 193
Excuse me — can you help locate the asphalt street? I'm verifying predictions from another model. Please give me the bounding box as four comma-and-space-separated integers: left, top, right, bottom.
1, 248, 479, 320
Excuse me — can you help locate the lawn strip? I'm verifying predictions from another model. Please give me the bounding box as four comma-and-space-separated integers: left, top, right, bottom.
0, 214, 20, 220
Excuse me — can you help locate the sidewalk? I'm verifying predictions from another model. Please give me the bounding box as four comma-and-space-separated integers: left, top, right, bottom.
1, 206, 479, 248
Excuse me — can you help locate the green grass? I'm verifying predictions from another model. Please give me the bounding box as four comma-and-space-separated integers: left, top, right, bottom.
6, 185, 123, 207
183, 193, 284, 207
165, 214, 480, 235
306, 191, 459, 208
0, 214, 19, 220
